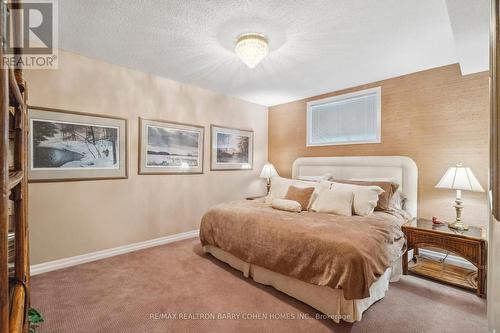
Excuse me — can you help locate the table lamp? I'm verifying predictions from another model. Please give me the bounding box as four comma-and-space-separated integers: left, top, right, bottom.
435, 163, 485, 230
260, 162, 277, 193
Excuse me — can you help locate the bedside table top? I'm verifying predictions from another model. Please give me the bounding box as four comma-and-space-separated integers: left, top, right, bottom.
404, 218, 486, 240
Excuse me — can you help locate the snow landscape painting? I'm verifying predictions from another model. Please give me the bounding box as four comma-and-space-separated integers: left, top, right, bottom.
28, 107, 128, 181
147, 126, 200, 166
31, 119, 120, 169
140, 119, 204, 174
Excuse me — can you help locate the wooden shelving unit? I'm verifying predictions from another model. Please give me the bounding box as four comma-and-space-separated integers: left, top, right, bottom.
1, 1, 30, 333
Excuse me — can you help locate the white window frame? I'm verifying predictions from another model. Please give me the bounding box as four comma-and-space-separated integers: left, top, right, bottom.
306, 87, 382, 147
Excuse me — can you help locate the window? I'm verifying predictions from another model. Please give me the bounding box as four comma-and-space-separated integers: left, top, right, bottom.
306, 87, 381, 146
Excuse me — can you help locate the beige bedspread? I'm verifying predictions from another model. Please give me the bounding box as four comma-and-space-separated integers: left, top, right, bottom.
199, 199, 406, 300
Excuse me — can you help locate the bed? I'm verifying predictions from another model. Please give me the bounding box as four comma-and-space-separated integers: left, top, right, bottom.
200, 156, 418, 322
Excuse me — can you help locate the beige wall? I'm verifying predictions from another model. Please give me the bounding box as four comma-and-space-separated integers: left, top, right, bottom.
269, 64, 489, 227
26, 50, 268, 265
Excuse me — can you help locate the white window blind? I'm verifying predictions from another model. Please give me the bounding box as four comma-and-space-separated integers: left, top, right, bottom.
307, 87, 381, 146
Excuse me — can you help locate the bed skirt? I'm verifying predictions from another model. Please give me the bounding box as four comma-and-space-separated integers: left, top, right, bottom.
203, 245, 402, 323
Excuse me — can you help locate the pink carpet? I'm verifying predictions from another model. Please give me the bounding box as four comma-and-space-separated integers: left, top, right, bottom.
31, 238, 487, 333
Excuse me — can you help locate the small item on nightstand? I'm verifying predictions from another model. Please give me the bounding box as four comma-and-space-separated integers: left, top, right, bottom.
432, 216, 444, 226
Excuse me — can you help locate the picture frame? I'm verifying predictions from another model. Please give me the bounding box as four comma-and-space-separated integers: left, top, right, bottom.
28, 106, 128, 182
139, 118, 204, 175
210, 125, 253, 171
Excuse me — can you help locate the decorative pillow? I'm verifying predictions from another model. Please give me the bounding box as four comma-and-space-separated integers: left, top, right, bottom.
266, 177, 294, 204
284, 186, 315, 211
307, 180, 334, 208
265, 177, 319, 207
271, 198, 302, 213
330, 179, 399, 211
318, 179, 334, 190
311, 188, 354, 216
389, 191, 407, 210
330, 182, 384, 216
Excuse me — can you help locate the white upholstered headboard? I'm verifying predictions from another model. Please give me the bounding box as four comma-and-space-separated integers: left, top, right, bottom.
292, 156, 418, 217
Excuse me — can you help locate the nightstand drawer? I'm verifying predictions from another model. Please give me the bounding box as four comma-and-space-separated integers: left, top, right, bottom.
405, 229, 483, 266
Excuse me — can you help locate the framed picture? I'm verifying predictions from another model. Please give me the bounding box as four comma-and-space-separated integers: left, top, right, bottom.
28, 106, 128, 182
210, 125, 253, 171
139, 118, 204, 174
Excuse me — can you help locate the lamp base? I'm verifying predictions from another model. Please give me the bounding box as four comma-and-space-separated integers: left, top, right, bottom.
448, 221, 469, 231
448, 192, 468, 230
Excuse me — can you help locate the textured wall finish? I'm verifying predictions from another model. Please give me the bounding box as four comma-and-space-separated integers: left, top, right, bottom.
269, 64, 489, 227
26, 50, 268, 265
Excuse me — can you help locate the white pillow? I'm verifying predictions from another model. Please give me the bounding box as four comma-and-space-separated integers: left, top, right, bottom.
265, 177, 319, 206
266, 177, 294, 203
318, 179, 334, 189
311, 188, 354, 216
271, 198, 302, 213
296, 173, 331, 182
349, 177, 399, 183
331, 182, 384, 216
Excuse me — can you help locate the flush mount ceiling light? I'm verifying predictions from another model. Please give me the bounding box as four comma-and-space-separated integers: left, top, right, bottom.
235, 33, 269, 69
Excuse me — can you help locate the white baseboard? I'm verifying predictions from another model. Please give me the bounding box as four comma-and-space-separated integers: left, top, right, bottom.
31, 229, 199, 275
416, 248, 476, 271
31, 230, 476, 276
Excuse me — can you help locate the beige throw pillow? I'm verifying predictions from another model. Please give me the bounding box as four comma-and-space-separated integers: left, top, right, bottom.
271, 199, 302, 213
265, 177, 320, 208
311, 188, 354, 216
284, 186, 315, 211
331, 182, 384, 216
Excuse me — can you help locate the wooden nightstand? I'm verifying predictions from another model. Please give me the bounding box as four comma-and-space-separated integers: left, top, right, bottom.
402, 218, 487, 297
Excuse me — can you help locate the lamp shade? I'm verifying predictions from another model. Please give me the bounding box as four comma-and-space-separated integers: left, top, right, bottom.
260, 163, 277, 179
435, 163, 484, 192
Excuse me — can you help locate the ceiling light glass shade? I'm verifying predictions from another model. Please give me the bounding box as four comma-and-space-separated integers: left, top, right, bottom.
235, 33, 269, 68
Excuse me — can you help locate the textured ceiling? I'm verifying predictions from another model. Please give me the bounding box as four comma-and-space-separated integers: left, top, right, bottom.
58, 0, 485, 106
445, 0, 490, 75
